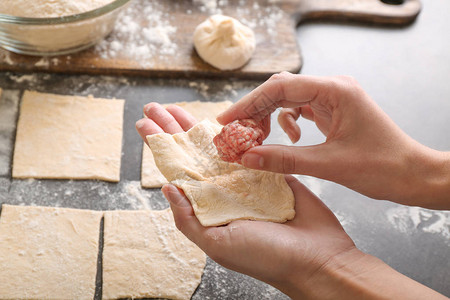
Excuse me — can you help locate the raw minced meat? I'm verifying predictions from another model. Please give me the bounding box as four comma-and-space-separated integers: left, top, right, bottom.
213, 119, 264, 163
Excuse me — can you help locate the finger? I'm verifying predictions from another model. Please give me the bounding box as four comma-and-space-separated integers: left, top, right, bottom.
260, 115, 271, 139
166, 105, 198, 131
242, 144, 333, 177
299, 105, 315, 122
144, 102, 184, 134
135, 118, 164, 146
162, 184, 227, 250
284, 175, 342, 228
162, 184, 206, 245
278, 108, 301, 143
217, 72, 331, 125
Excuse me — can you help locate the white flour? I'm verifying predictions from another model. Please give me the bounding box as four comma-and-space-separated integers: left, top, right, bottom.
0, 0, 115, 18
386, 206, 450, 243
94, 0, 284, 66
95, 1, 177, 65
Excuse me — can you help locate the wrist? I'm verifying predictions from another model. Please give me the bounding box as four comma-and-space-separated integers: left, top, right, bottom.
290, 248, 380, 300
284, 248, 446, 300
406, 145, 450, 209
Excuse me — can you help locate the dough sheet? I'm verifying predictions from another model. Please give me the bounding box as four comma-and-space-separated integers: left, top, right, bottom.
147, 120, 296, 226
141, 100, 232, 188
12, 91, 124, 182
0, 205, 102, 300
102, 209, 206, 300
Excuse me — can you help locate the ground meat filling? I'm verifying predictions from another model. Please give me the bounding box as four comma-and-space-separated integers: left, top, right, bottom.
213, 119, 264, 163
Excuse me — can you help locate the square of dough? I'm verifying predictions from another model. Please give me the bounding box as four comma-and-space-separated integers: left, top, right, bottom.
12, 91, 125, 182
141, 100, 233, 188
147, 120, 295, 227
0, 204, 103, 300
102, 209, 206, 300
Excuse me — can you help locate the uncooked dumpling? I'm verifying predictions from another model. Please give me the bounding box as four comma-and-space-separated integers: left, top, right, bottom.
147, 120, 295, 227
194, 15, 256, 70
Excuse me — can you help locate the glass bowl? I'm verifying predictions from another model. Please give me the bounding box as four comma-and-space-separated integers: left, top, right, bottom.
0, 0, 131, 56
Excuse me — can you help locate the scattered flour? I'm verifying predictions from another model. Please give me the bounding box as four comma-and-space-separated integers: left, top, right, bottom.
193, 0, 283, 35
334, 211, 353, 227
1, 52, 14, 65
93, 0, 284, 66
4, 180, 167, 211
7, 75, 37, 84
124, 181, 151, 210
387, 206, 450, 242
236, 5, 284, 36
0, 0, 115, 18
34, 58, 50, 68
187, 80, 257, 102
296, 175, 325, 198
189, 82, 211, 99
95, 1, 178, 65
194, 258, 288, 299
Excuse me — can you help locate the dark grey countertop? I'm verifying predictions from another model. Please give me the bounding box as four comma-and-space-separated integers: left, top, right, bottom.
0, 0, 449, 298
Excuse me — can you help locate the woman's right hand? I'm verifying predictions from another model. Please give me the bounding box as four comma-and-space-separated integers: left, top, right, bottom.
217, 72, 450, 209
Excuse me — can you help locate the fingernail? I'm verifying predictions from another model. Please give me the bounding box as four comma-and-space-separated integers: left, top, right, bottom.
135, 119, 146, 129
144, 102, 158, 114
162, 185, 190, 207
242, 153, 264, 169
287, 129, 297, 143
216, 112, 225, 123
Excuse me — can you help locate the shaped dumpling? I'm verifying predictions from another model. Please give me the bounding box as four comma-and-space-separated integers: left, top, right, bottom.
193, 14, 256, 70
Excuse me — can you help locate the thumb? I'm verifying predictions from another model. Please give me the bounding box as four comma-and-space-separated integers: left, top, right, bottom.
162, 184, 206, 245
241, 144, 331, 176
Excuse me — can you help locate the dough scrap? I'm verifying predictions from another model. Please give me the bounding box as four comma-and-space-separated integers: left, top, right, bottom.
12, 91, 124, 182
194, 15, 256, 70
0, 204, 102, 300
141, 100, 233, 188
147, 120, 295, 226
102, 209, 206, 300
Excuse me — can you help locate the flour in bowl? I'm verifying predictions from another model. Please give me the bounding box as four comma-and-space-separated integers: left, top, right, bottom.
1, 0, 116, 18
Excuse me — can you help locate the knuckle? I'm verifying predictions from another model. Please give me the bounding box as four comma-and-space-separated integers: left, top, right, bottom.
333, 75, 361, 91
269, 71, 293, 82
281, 148, 297, 174
324, 76, 364, 105
278, 109, 288, 120
266, 72, 293, 103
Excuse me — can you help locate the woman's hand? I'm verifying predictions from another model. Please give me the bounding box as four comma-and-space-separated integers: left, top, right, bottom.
217, 72, 450, 209
136, 102, 447, 299
136, 102, 356, 296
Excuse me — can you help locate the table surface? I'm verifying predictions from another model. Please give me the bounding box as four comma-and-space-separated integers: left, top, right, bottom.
0, 0, 449, 298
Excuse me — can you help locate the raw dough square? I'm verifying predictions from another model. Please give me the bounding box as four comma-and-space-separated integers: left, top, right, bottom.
0, 204, 103, 300
141, 100, 232, 188
102, 209, 206, 300
147, 120, 296, 226
12, 91, 125, 182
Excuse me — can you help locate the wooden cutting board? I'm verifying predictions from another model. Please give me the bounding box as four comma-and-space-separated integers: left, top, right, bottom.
0, 0, 421, 79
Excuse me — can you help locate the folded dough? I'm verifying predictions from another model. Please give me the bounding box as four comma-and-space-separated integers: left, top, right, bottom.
141, 100, 233, 188
147, 120, 295, 226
